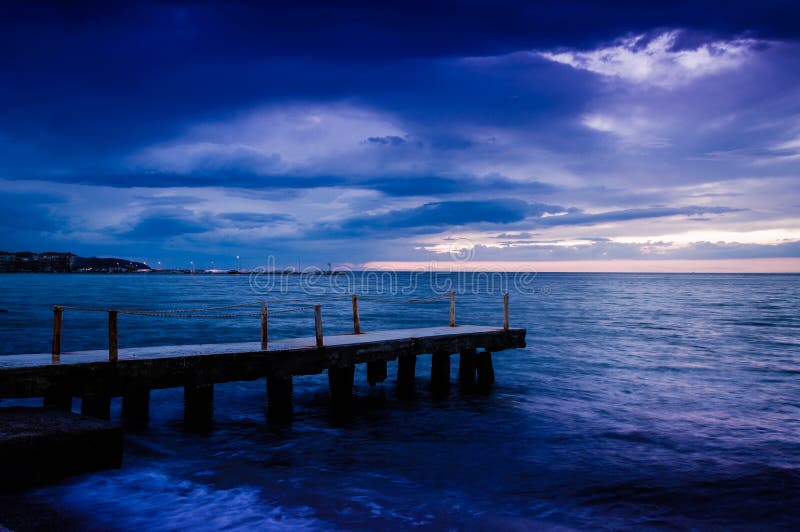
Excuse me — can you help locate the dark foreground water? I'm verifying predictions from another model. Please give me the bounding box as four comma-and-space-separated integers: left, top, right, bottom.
1, 273, 799, 530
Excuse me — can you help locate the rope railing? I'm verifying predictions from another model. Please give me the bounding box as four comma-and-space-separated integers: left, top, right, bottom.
49, 291, 511, 364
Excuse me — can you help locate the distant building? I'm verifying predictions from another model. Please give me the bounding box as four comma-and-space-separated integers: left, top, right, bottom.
40, 252, 78, 272
0, 251, 78, 273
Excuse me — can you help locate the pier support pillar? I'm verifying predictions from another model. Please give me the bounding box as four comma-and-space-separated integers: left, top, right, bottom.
328, 366, 355, 413
459, 348, 477, 389
367, 360, 388, 386
184, 384, 214, 432
431, 351, 451, 393
267, 375, 293, 423
476, 351, 495, 391
81, 394, 111, 420
396, 354, 416, 397
122, 389, 150, 429
44, 390, 72, 411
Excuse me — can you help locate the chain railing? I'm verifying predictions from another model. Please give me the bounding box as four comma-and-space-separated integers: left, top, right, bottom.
49, 291, 511, 364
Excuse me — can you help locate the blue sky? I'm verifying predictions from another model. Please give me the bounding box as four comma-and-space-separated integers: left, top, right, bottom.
1, 1, 799, 270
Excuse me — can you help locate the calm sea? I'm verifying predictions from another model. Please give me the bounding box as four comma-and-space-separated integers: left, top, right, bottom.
0, 273, 799, 530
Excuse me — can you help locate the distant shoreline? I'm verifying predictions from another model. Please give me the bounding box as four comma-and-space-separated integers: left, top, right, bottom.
0, 251, 147, 273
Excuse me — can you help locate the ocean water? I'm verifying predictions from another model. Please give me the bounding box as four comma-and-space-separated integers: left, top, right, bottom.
0, 272, 799, 530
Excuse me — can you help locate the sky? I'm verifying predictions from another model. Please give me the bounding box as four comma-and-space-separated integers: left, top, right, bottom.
1, 1, 799, 271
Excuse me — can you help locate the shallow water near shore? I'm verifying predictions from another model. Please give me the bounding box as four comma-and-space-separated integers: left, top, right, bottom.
1, 272, 799, 530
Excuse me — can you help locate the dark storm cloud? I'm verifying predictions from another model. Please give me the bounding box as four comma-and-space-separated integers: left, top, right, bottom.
38, 169, 561, 200
1, 1, 796, 180
121, 209, 211, 240
322, 199, 563, 237
52, 172, 347, 190
132, 194, 206, 207
5, 2, 796, 61
536, 206, 743, 227
365, 136, 407, 146
217, 212, 296, 227
118, 209, 300, 241
319, 203, 743, 239
367, 176, 562, 197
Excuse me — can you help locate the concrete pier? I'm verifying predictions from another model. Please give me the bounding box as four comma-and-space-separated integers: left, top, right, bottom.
0, 314, 526, 491
431, 351, 451, 392
1, 325, 525, 424
477, 351, 495, 391
0, 407, 122, 492
396, 354, 417, 397
184, 383, 214, 432
367, 360, 388, 386
267, 375, 293, 422
458, 348, 477, 388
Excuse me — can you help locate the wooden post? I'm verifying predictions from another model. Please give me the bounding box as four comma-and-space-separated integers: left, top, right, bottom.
503, 292, 509, 330
449, 291, 456, 327
51, 305, 63, 364
352, 294, 361, 334
314, 304, 323, 347
108, 310, 118, 362
260, 302, 269, 350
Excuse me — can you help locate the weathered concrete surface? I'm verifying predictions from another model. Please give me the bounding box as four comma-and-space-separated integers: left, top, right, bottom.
0, 407, 122, 492
0, 326, 525, 400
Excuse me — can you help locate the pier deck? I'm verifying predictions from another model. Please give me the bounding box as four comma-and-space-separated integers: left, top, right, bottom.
1, 325, 521, 372
0, 325, 526, 421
